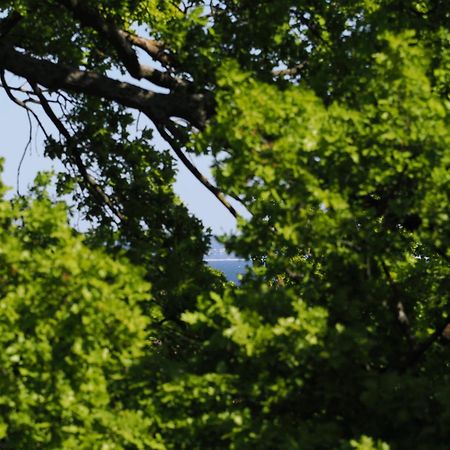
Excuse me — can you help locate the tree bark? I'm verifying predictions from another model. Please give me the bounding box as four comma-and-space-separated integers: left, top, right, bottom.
0, 42, 210, 129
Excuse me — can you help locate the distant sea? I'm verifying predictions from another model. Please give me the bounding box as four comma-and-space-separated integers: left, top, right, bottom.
205, 259, 249, 284
205, 239, 250, 283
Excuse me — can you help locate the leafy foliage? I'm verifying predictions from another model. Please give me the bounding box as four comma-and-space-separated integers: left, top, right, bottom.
0, 0, 449, 448
0, 172, 163, 448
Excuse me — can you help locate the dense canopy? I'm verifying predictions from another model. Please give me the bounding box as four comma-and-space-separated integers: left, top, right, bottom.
0, 0, 449, 448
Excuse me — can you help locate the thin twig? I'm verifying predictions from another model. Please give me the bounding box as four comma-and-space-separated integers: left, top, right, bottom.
0, 70, 52, 194
16, 110, 33, 195
30, 82, 125, 222
0, 71, 51, 141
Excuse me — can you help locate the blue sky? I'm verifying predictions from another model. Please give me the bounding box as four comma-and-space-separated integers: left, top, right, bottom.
0, 85, 244, 235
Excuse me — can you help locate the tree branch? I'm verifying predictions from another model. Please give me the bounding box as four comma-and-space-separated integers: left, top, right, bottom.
157, 122, 239, 219
402, 316, 450, 371
0, 70, 50, 141
379, 259, 415, 349
0, 11, 22, 38
56, 0, 181, 89
0, 42, 209, 128
0, 37, 232, 217
30, 82, 125, 221
120, 31, 174, 68
272, 62, 306, 77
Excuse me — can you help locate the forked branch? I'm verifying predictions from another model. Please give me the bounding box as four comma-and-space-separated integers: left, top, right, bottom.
30, 82, 125, 222
56, 0, 181, 89
402, 316, 450, 371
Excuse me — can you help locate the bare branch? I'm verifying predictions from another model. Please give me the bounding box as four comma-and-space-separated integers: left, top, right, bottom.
16, 109, 33, 195
0, 42, 209, 129
272, 62, 306, 77
157, 122, 239, 219
56, 0, 181, 89
121, 31, 174, 68
0, 70, 50, 141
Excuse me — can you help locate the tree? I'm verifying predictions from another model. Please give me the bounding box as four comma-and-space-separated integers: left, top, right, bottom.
0, 172, 160, 448
0, 1, 449, 448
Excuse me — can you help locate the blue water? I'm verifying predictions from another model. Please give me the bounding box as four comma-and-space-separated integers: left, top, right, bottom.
206, 259, 249, 284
